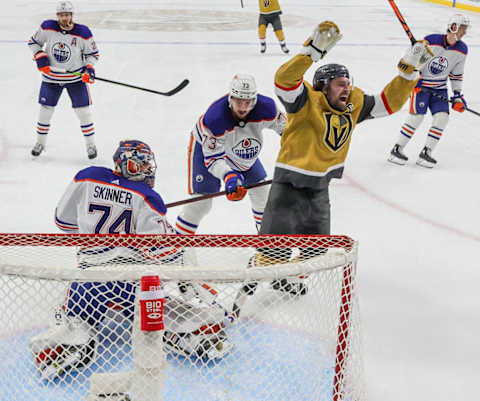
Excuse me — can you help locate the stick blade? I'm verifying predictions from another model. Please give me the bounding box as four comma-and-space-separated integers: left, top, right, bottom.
164, 79, 190, 96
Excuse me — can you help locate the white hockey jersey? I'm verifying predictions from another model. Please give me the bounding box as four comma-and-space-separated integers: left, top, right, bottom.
28, 20, 99, 84
55, 166, 179, 266
192, 94, 285, 180
420, 34, 467, 91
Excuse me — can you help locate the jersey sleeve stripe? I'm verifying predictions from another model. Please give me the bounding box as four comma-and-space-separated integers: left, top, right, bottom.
55, 217, 79, 232
204, 151, 225, 160
275, 79, 303, 92
28, 36, 40, 45
380, 91, 393, 115
275, 81, 305, 104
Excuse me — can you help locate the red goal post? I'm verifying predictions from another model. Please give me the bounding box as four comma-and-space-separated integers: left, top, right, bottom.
0, 233, 365, 401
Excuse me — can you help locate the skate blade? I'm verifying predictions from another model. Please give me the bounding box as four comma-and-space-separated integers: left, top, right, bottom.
387, 155, 407, 166
416, 159, 435, 168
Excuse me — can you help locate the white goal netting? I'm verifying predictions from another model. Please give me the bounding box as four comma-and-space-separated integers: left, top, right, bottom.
0, 233, 364, 401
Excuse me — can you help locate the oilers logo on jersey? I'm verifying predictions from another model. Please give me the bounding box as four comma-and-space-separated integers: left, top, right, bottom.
428, 56, 448, 75
52, 41, 71, 63
323, 113, 353, 152
232, 138, 261, 160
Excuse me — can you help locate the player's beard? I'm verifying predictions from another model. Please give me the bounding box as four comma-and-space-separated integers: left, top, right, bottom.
59, 17, 74, 30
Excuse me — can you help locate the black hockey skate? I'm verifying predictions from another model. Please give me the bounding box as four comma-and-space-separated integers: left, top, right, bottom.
280, 42, 289, 54
388, 144, 408, 165
87, 144, 97, 160
260, 41, 266, 54
31, 143, 44, 157
416, 146, 437, 168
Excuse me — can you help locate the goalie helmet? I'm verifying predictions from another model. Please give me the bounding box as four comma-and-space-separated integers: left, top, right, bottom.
113, 140, 157, 188
228, 73, 258, 108
447, 13, 470, 34
313, 63, 350, 91
56, 1, 74, 14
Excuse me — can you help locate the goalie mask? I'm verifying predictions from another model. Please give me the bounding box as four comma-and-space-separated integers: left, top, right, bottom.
447, 13, 470, 34
228, 73, 258, 110
113, 140, 157, 188
313, 63, 351, 91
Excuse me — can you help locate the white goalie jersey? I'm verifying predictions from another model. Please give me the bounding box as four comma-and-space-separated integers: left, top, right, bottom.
55, 166, 180, 266
28, 19, 99, 84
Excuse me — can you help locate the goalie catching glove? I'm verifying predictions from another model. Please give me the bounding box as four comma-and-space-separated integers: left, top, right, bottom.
300, 21, 343, 62
397, 40, 434, 80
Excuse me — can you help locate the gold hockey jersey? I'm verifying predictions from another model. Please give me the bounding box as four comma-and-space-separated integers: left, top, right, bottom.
259, 0, 281, 14
273, 54, 417, 189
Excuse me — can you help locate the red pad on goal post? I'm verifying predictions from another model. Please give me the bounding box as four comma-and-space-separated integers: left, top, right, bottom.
0, 233, 365, 401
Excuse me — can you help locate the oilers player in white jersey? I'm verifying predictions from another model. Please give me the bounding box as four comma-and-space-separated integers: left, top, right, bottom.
388, 14, 469, 168
175, 74, 286, 235
28, 1, 99, 159
30, 140, 233, 383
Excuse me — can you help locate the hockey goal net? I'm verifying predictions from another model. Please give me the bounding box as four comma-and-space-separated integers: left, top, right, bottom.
0, 233, 364, 401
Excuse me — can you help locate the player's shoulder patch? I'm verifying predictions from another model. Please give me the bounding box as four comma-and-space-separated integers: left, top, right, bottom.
203, 95, 235, 136
74, 166, 112, 182
143, 189, 167, 215
70, 23, 93, 39
248, 94, 277, 121
454, 40, 468, 55
41, 20, 60, 31
424, 33, 444, 46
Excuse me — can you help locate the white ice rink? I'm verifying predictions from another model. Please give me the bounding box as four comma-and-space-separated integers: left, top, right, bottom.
1, 0, 479, 400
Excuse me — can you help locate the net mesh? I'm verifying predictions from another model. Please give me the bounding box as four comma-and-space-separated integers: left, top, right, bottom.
0, 233, 364, 401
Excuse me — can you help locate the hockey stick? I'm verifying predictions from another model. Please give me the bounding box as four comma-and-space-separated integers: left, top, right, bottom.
91, 76, 189, 97
58, 69, 189, 96
422, 88, 480, 117
387, 0, 417, 45
240, 0, 244, 8
165, 179, 272, 209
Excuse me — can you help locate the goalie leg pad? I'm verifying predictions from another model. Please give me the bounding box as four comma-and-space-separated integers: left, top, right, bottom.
162, 297, 233, 360
30, 308, 97, 380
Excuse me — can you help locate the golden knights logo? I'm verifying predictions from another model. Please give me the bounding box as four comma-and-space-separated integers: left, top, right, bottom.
323, 113, 353, 152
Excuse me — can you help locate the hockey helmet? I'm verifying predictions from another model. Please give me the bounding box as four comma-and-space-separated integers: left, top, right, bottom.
113, 140, 157, 188
56, 1, 74, 14
313, 63, 350, 91
228, 73, 258, 108
447, 13, 470, 34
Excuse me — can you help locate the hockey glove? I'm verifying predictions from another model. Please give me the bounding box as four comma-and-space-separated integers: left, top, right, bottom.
81, 64, 95, 83
397, 40, 434, 80
451, 91, 467, 113
272, 111, 287, 136
224, 172, 247, 201
300, 21, 342, 62
34, 51, 50, 74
